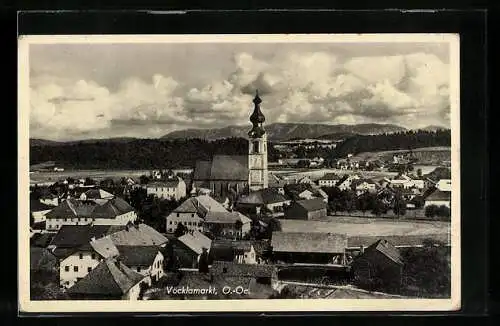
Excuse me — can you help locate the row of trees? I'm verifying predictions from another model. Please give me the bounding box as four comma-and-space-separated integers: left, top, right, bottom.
322, 187, 415, 217
424, 205, 451, 220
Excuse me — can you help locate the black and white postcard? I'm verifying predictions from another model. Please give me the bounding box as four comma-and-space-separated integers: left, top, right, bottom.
18, 34, 460, 312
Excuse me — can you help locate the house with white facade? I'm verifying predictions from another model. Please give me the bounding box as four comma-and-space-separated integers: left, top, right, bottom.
318, 173, 341, 187
424, 189, 451, 208
210, 240, 258, 265
203, 211, 252, 239
436, 179, 452, 192
48, 224, 127, 288
66, 257, 147, 300
30, 199, 53, 224
165, 195, 227, 233
116, 246, 164, 283
337, 174, 361, 191
351, 179, 378, 195
44, 196, 137, 231
145, 176, 187, 200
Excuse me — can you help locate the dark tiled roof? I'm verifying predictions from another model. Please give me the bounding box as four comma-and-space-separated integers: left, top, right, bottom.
67, 257, 144, 297
116, 245, 160, 267
319, 173, 340, 181
212, 240, 253, 252
30, 247, 57, 271
271, 231, 347, 254
237, 188, 289, 205
193, 161, 212, 180
364, 239, 404, 265
194, 156, 249, 181
30, 199, 53, 212
46, 197, 134, 219
173, 197, 205, 214
49, 224, 127, 249
204, 211, 252, 224
347, 233, 451, 248
82, 188, 114, 199
210, 261, 275, 278
425, 189, 451, 201
210, 155, 249, 181
293, 198, 327, 212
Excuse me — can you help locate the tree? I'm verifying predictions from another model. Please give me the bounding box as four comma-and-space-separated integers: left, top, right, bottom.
393, 194, 407, 218
139, 175, 150, 185
425, 205, 436, 218
174, 223, 188, 237
234, 220, 243, 239
198, 248, 210, 273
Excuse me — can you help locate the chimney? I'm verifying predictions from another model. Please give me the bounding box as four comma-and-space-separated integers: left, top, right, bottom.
360, 245, 365, 254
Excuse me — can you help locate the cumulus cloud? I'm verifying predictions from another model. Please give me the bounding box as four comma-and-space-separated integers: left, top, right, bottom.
29, 46, 451, 140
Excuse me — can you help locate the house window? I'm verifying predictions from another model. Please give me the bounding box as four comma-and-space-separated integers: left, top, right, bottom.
79, 253, 83, 259
137, 267, 141, 272
168, 228, 172, 232
169, 221, 172, 225
64, 266, 69, 272
177, 213, 180, 217
64, 218, 67, 222
192, 213, 195, 218
87, 267, 92, 273
74, 266, 78, 272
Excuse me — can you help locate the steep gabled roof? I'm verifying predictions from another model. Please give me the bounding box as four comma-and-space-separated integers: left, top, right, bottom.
364, 239, 403, 265
50, 224, 127, 250
67, 258, 144, 297
425, 189, 451, 201
204, 211, 252, 224
178, 231, 212, 255
210, 155, 249, 181
30, 199, 53, 212
45, 196, 134, 219
237, 188, 289, 205
271, 232, 347, 254
116, 245, 160, 267
90, 236, 120, 259
292, 198, 326, 212
108, 224, 168, 247
82, 188, 114, 200
193, 161, 212, 180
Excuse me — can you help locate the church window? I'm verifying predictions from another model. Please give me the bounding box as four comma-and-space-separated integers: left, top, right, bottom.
253, 141, 259, 153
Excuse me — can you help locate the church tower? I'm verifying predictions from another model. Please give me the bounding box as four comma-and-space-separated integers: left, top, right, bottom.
248, 90, 268, 191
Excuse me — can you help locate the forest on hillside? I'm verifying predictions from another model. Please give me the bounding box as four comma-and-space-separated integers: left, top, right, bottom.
331, 130, 451, 159
30, 130, 450, 170
30, 138, 251, 170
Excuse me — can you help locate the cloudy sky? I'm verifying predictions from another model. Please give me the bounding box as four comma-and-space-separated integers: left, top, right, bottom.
29, 41, 452, 141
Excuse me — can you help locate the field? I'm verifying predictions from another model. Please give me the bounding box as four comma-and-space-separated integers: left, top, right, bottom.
29, 169, 193, 184
350, 146, 451, 165
279, 216, 450, 237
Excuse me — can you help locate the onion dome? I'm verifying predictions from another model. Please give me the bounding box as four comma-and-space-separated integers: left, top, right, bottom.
249, 90, 265, 125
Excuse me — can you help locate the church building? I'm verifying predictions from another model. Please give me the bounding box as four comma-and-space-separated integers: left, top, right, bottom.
192, 91, 269, 198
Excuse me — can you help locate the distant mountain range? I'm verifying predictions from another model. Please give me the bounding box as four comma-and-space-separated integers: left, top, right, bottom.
30, 123, 450, 146
161, 123, 408, 141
